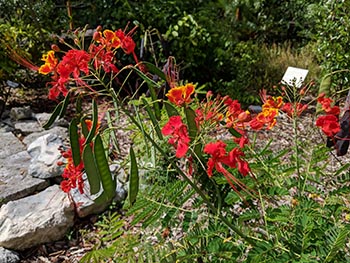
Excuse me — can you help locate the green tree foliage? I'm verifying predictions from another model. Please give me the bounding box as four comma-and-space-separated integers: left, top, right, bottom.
310, 0, 350, 97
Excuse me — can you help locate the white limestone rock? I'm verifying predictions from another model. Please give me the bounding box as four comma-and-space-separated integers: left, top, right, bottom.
0, 247, 20, 263
0, 185, 75, 250
27, 133, 65, 179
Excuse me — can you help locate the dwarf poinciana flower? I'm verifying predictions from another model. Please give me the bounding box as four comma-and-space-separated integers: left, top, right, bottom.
249, 94, 283, 130
224, 98, 251, 129
57, 49, 90, 80
166, 83, 195, 107
316, 115, 341, 137
93, 29, 122, 51
48, 75, 69, 100
317, 94, 340, 116
161, 116, 190, 158
89, 45, 119, 73
281, 102, 308, 117
60, 137, 85, 194
263, 96, 283, 110
195, 91, 225, 128
38, 50, 58, 74
204, 141, 250, 190
250, 107, 279, 130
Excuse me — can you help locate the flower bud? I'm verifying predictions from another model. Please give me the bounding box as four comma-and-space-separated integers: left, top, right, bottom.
96, 25, 102, 32
51, 44, 60, 52
74, 38, 80, 45
238, 111, 250, 122
93, 31, 102, 42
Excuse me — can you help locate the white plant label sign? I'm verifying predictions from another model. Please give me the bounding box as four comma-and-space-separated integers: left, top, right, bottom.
281, 66, 309, 88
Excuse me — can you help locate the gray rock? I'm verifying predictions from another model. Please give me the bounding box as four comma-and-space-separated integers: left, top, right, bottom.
27, 133, 65, 179
0, 150, 49, 205
0, 185, 75, 250
114, 183, 127, 203
14, 120, 44, 135
0, 247, 20, 263
23, 126, 68, 146
0, 119, 14, 133
71, 164, 128, 218
0, 132, 25, 159
10, 106, 33, 121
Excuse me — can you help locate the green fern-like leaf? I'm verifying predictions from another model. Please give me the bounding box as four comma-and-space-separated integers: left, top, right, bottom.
324, 225, 350, 262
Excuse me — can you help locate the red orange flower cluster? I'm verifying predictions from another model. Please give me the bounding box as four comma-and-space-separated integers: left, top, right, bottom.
225, 98, 251, 129
161, 116, 190, 158
315, 93, 341, 137
59, 120, 100, 193
250, 96, 283, 130
59, 138, 85, 194
204, 141, 250, 191
165, 83, 195, 107
38, 26, 140, 100
162, 85, 252, 192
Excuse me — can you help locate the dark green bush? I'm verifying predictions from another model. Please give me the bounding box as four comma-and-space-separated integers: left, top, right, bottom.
0, 0, 322, 104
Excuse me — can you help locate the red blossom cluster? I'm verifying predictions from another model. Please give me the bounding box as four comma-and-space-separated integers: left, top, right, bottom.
162, 85, 252, 192
59, 120, 100, 193
161, 115, 190, 158
161, 84, 309, 191
38, 26, 139, 100
59, 138, 85, 194
315, 93, 341, 137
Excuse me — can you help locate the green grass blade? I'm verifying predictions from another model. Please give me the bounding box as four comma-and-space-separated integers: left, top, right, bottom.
142, 97, 163, 140
128, 146, 139, 205
69, 118, 81, 167
83, 143, 101, 195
